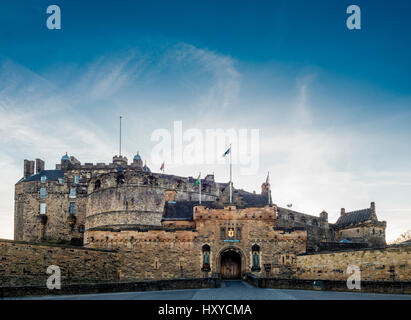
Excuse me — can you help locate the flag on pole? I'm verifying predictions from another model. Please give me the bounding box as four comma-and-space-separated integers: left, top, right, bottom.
266, 172, 269, 185
194, 173, 201, 185
160, 162, 164, 172
222, 144, 232, 203
222, 146, 231, 157
195, 172, 202, 204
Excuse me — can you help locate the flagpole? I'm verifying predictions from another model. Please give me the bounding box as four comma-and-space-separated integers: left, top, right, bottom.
119, 116, 122, 156
199, 172, 202, 205
229, 143, 232, 204
267, 171, 270, 205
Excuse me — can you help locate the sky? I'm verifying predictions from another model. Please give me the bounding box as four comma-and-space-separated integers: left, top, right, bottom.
0, 0, 410, 242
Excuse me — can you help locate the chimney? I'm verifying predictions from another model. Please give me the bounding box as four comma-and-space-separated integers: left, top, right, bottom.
23, 160, 35, 178
370, 201, 375, 212
340, 208, 345, 216
35, 158, 45, 174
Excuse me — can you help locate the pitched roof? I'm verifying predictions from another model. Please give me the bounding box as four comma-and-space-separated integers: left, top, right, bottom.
335, 208, 373, 228
18, 169, 64, 183
162, 201, 216, 220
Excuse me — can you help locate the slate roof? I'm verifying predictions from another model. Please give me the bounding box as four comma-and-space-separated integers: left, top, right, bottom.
335, 208, 373, 228
162, 201, 216, 220
18, 170, 64, 184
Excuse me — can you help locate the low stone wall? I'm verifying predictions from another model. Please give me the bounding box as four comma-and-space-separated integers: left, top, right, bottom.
245, 274, 411, 294
1, 278, 220, 298
296, 244, 410, 282
0, 239, 119, 287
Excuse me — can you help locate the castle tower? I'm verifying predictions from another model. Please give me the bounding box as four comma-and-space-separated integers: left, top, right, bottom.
61, 153, 71, 170
132, 152, 143, 168
113, 155, 128, 167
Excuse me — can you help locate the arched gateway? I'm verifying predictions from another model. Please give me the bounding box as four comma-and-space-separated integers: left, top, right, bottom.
219, 247, 243, 279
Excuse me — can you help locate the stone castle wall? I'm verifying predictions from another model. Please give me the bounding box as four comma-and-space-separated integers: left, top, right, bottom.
14, 166, 223, 244
0, 239, 119, 287
335, 224, 386, 247
85, 205, 307, 280
275, 209, 335, 251
14, 180, 86, 244
296, 245, 410, 282
86, 171, 222, 230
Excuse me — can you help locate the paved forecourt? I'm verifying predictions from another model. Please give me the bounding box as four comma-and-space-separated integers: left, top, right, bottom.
6, 281, 411, 300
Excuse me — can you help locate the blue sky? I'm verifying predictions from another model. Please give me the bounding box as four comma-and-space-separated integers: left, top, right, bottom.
0, 0, 410, 241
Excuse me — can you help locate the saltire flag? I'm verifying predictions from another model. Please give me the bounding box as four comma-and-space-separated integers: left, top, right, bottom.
160, 162, 164, 171
222, 146, 231, 157
194, 173, 201, 185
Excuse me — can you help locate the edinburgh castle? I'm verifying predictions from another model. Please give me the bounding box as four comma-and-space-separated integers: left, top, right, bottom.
1, 151, 409, 296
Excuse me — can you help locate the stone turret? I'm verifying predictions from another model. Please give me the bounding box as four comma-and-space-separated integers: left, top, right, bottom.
112, 155, 128, 167
132, 152, 143, 168
61, 153, 71, 170
320, 210, 328, 221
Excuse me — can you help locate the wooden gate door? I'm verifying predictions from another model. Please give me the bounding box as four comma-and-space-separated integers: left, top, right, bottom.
221, 251, 241, 279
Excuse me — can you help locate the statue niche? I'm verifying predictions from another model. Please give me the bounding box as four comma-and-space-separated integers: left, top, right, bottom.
201, 244, 211, 272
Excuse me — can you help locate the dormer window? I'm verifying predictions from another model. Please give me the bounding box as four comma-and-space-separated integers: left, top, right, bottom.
69, 188, 76, 198
69, 202, 76, 215
41, 176, 47, 183
40, 187, 46, 199
74, 175, 79, 184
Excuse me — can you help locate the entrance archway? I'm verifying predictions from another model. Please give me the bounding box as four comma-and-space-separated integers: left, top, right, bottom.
220, 250, 241, 279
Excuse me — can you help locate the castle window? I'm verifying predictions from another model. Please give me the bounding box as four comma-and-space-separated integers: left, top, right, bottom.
40, 203, 46, 214
69, 202, 76, 215
74, 175, 79, 184
94, 180, 101, 190
41, 176, 47, 183
40, 187, 46, 199
220, 227, 226, 239
78, 225, 85, 233
357, 229, 360, 233
69, 188, 76, 198
237, 227, 242, 239
154, 258, 160, 270
372, 229, 375, 235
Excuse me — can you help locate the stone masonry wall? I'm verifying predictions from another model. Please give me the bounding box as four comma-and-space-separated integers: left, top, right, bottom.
0, 239, 119, 287
86, 205, 307, 280
86, 172, 220, 230
296, 245, 411, 281
14, 181, 86, 244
